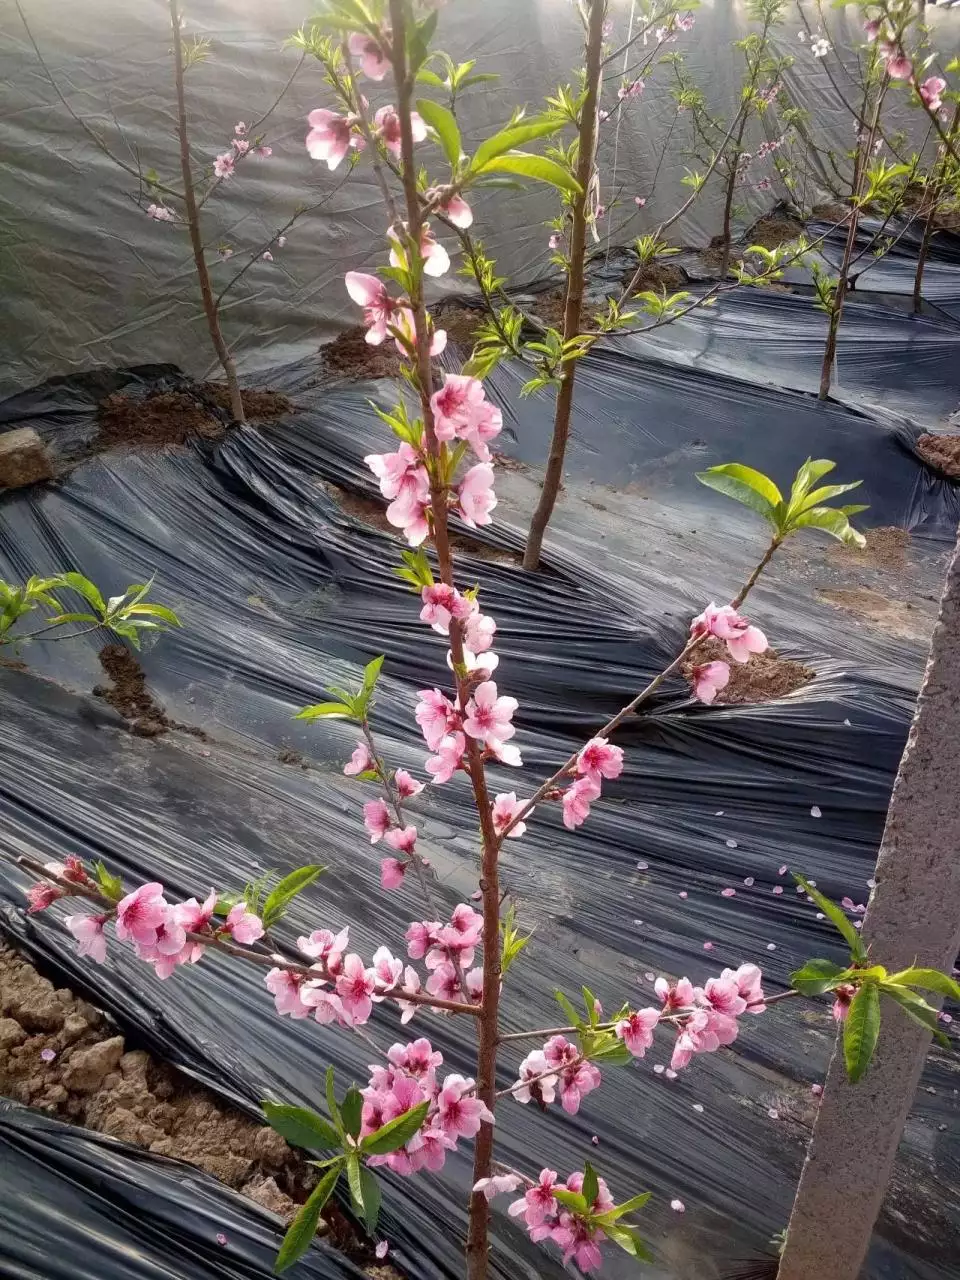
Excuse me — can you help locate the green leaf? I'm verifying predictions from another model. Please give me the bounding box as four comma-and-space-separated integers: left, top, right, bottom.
341, 1087, 363, 1140
886, 967, 960, 1000
361, 1100, 430, 1154
54, 572, 106, 615
461, 72, 500, 87
295, 702, 356, 720
346, 1153, 364, 1218
605, 1224, 655, 1262
274, 1162, 342, 1273
790, 958, 849, 996
477, 152, 582, 195
94, 860, 124, 904
789, 506, 866, 547
554, 989, 582, 1028
794, 875, 866, 961
792, 480, 863, 514
124, 602, 182, 626
789, 458, 836, 506
609, 1191, 652, 1219
357, 1166, 381, 1233
881, 985, 951, 1046
416, 98, 462, 168
262, 1102, 341, 1150
416, 67, 445, 88
362, 654, 385, 692
262, 864, 325, 928
695, 464, 781, 524
44, 612, 99, 626
582, 1161, 599, 1207
843, 983, 881, 1083
470, 120, 561, 172
552, 1188, 589, 1212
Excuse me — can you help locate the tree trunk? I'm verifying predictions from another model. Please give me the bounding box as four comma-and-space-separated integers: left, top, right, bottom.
522, 0, 607, 572
719, 114, 750, 281
169, 0, 245, 423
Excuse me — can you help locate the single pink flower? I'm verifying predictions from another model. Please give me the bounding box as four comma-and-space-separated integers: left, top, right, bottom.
419, 583, 472, 633
655, 976, 696, 1012
344, 740, 374, 776
234, 121, 247, 136
391, 304, 447, 357
692, 660, 730, 704
213, 152, 235, 179
265, 968, 312, 1018
459, 400, 502, 462
557, 1060, 602, 1114
146, 203, 176, 222
692, 603, 767, 663
224, 902, 264, 945
388, 220, 449, 277
886, 53, 913, 80
426, 731, 466, 784
404, 919, 440, 960
371, 945, 404, 991
863, 19, 881, 42
415, 687, 458, 750
65, 913, 108, 963
491, 791, 530, 838
345, 272, 401, 346
462, 609, 496, 657
832, 983, 857, 1022
233, 138, 250, 156
561, 774, 601, 829
347, 30, 390, 80
26, 882, 63, 913
374, 105, 426, 158
463, 680, 517, 750
425, 959, 462, 1001
724, 962, 766, 1012
457, 463, 497, 528
365, 441, 422, 500
508, 1169, 559, 1228
919, 77, 946, 112
254, 145, 272, 159
702, 975, 746, 1016
394, 768, 424, 798
577, 736, 624, 781
426, 188, 473, 227
384, 824, 418, 854
513, 1050, 558, 1106
364, 798, 392, 843
306, 108, 361, 169
298, 926, 350, 974
474, 1174, 522, 1200
615, 1008, 660, 1057
336, 954, 378, 1025
437, 1074, 495, 1139
671, 1198, 686, 1213
430, 374, 485, 441
381, 856, 407, 890
115, 882, 168, 946
175, 888, 218, 934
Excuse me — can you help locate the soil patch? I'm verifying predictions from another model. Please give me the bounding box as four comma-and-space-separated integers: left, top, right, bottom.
817, 586, 930, 640
94, 644, 173, 738
832, 525, 911, 574
529, 287, 566, 328
97, 386, 291, 452
621, 260, 687, 294
278, 747, 309, 769
811, 201, 852, 225
745, 212, 805, 251
917, 433, 960, 480
683, 637, 815, 704
0, 944, 399, 1275
321, 326, 402, 381
321, 481, 395, 535
431, 301, 486, 347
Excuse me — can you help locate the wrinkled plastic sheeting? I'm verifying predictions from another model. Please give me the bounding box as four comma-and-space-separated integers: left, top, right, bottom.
4, 0, 960, 394
0, 351, 958, 1277
0, 1101, 366, 1280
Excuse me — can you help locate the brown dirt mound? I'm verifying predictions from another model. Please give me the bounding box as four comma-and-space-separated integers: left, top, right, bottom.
0, 944, 399, 1275
94, 644, 172, 738
322, 326, 402, 381
622, 261, 686, 294
97, 386, 291, 451
833, 525, 911, 573
817, 586, 930, 640
917, 433, 960, 480
431, 301, 486, 347
683, 636, 815, 705
745, 212, 805, 251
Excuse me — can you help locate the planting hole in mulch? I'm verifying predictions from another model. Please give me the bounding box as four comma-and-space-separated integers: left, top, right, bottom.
744, 212, 805, 251
832, 525, 911, 573
682, 637, 815, 705
321, 326, 402, 381
621, 260, 686, 293
916, 433, 960, 481
97, 386, 291, 452
431, 301, 486, 347
0, 944, 400, 1277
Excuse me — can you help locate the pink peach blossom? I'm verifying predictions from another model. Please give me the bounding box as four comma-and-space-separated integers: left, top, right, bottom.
491, 791, 530, 838
430, 373, 485, 441
437, 1074, 495, 1139
298, 926, 350, 972
375, 105, 427, 158
615, 1008, 660, 1057
213, 152, 235, 179
457, 463, 497, 528
508, 1169, 559, 1228
463, 681, 517, 753
415, 687, 458, 751
426, 731, 467, 783
345, 272, 401, 346
427, 188, 473, 227
388, 220, 449, 277
347, 30, 390, 80
919, 77, 946, 112
344, 741, 374, 776
394, 768, 424, 798
384, 824, 418, 854
306, 109, 361, 169
692, 660, 730, 704
577, 736, 623, 781
885, 53, 913, 80
265, 968, 313, 1018
364, 798, 392, 843
224, 902, 264, 944
115, 882, 168, 946
336, 953, 378, 1024
561, 774, 601, 829
65, 913, 108, 963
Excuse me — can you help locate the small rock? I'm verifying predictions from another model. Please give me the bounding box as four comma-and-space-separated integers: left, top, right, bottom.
149, 1138, 176, 1156
242, 1175, 296, 1222
17, 996, 66, 1034
252, 1125, 290, 1168
63, 1036, 124, 1093
0, 1018, 27, 1051
0, 427, 55, 489
55, 990, 73, 1005
42, 1084, 68, 1107
61, 1013, 89, 1045
194, 1151, 253, 1186
99, 1107, 161, 1146
119, 1050, 151, 1082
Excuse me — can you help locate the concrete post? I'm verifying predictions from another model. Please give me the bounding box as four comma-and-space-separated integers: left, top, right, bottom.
777, 527, 960, 1280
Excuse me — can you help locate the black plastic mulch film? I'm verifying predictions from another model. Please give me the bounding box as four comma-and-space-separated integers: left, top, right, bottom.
2, 246, 960, 1279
